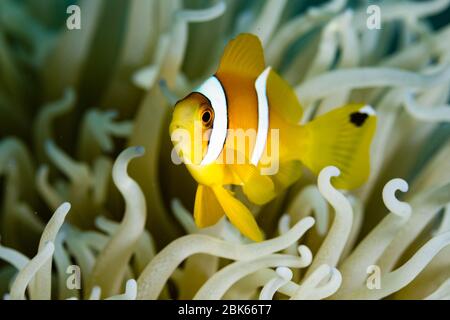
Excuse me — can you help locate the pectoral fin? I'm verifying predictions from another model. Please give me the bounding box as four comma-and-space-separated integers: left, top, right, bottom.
232, 164, 276, 205
212, 186, 264, 242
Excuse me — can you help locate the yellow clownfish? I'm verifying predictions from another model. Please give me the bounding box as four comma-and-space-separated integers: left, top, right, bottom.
169, 33, 376, 242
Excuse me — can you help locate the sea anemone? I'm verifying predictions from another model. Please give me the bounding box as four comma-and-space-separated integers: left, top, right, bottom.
0, 0, 450, 300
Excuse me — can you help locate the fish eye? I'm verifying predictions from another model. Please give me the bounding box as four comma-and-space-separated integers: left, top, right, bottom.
202, 110, 211, 123
200, 106, 214, 128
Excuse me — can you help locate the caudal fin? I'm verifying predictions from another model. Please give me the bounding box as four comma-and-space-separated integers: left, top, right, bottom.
299, 104, 377, 190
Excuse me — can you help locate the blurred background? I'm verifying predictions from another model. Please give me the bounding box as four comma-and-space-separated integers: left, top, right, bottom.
1, 0, 450, 299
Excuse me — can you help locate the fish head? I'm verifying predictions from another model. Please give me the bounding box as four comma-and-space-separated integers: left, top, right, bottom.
170, 92, 213, 166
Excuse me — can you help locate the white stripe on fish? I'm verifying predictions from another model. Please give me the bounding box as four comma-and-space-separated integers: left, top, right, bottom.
194, 76, 228, 165
251, 67, 271, 166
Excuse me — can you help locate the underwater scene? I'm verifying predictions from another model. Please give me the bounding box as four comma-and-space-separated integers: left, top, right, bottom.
0, 0, 450, 301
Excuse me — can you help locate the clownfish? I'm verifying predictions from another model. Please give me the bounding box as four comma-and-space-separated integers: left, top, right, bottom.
169, 33, 376, 242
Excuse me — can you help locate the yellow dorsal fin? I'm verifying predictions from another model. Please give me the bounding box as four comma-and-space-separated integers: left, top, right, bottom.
216, 33, 265, 78
267, 70, 303, 124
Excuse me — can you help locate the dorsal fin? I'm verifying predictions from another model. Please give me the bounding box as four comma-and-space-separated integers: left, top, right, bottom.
267, 69, 303, 124
216, 33, 265, 79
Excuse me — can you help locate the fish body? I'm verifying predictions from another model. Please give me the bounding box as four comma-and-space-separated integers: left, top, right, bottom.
170, 34, 376, 241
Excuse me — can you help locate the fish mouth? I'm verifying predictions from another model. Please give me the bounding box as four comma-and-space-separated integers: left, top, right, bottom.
169, 121, 187, 135
169, 124, 179, 134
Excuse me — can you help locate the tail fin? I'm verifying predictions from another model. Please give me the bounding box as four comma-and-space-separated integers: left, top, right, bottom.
299, 104, 377, 190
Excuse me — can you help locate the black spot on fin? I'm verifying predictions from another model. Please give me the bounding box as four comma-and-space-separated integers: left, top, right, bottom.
349, 112, 369, 127
299, 104, 377, 190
